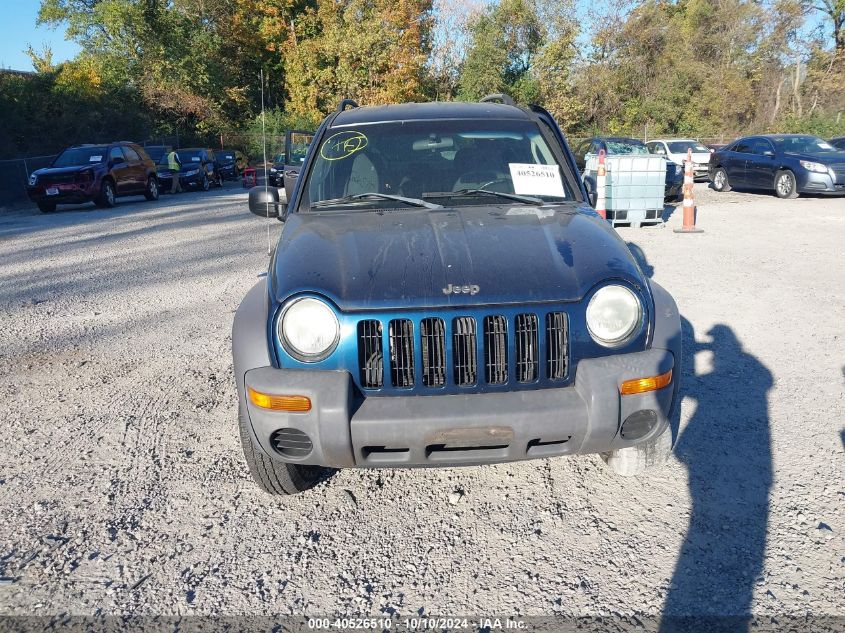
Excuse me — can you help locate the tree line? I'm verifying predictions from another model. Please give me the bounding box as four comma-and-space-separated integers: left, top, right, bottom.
1, 0, 843, 159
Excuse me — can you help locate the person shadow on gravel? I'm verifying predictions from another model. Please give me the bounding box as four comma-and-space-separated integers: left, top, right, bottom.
660, 320, 774, 633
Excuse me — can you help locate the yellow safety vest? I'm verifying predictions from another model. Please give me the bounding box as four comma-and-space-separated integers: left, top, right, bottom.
167, 151, 180, 171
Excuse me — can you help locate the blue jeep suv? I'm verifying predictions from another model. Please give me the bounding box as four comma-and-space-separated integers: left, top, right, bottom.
233, 96, 682, 495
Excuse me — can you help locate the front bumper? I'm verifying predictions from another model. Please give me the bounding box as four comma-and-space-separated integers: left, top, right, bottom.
27, 182, 99, 204
242, 348, 677, 468
797, 170, 845, 194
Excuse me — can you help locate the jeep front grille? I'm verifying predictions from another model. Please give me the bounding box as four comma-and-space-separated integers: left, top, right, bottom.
420, 318, 446, 387
388, 319, 415, 388
358, 320, 383, 388
355, 310, 569, 393
452, 316, 477, 386
515, 313, 539, 383
546, 312, 569, 381
484, 315, 508, 384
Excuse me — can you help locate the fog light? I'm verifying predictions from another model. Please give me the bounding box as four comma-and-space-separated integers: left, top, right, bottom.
248, 387, 311, 412
620, 369, 672, 395
620, 409, 658, 440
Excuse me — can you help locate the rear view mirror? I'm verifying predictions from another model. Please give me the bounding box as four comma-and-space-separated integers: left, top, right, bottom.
248, 186, 284, 218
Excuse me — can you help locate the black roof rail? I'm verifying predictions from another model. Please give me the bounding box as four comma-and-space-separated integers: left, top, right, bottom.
337, 98, 359, 112
480, 93, 515, 106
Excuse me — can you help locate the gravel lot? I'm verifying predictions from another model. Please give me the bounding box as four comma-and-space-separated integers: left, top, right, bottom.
0, 184, 843, 623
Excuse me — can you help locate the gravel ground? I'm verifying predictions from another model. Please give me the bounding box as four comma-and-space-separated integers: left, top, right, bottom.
0, 183, 843, 622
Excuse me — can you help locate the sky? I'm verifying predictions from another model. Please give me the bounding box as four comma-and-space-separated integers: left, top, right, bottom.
0, 0, 80, 71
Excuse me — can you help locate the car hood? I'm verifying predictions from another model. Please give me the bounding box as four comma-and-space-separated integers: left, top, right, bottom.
270, 204, 649, 311
784, 151, 845, 163
34, 165, 95, 176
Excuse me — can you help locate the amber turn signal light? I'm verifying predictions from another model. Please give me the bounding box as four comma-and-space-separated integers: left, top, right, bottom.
620, 369, 673, 396
247, 387, 312, 412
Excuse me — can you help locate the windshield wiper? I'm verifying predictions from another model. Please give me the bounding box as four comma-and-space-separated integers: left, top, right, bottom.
312, 192, 442, 210
423, 189, 547, 206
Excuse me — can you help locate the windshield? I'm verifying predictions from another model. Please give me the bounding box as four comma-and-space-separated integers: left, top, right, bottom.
177, 150, 203, 163
606, 140, 649, 155
302, 119, 571, 211
775, 136, 839, 154
145, 147, 167, 163
667, 141, 709, 154
53, 146, 108, 168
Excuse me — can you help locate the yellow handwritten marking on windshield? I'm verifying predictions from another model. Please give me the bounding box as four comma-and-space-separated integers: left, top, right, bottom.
320, 131, 368, 161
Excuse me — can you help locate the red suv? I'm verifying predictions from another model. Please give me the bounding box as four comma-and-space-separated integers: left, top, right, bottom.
27, 142, 159, 213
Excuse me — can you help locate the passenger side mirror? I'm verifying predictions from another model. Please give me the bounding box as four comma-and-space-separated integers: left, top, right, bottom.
248, 186, 284, 218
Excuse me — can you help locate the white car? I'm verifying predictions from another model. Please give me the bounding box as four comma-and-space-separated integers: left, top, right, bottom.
646, 139, 712, 181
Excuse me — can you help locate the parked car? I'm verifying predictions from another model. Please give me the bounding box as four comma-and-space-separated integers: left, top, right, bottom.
233, 96, 682, 495
217, 149, 248, 180
646, 139, 711, 181
174, 148, 223, 191
268, 129, 315, 198
705, 142, 727, 152
143, 145, 178, 189
573, 137, 684, 203
27, 142, 159, 213
829, 137, 845, 151
709, 134, 845, 198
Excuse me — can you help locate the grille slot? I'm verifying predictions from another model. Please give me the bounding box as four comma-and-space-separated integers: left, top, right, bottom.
546, 312, 569, 380
270, 428, 313, 458
483, 315, 508, 384
420, 318, 446, 387
452, 317, 477, 386
389, 319, 415, 388
515, 314, 539, 383
357, 320, 384, 388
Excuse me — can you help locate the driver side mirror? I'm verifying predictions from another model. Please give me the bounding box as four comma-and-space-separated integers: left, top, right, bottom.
248, 186, 285, 219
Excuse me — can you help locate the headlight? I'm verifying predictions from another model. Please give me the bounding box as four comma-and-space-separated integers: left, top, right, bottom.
799, 160, 828, 174
586, 285, 642, 346
184, 169, 199, 176
278, 297, 340, 361
269, 167, 278, 173
29, 174, 37, 186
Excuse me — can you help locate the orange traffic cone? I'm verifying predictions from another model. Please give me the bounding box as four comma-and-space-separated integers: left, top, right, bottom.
674, 148, 703, 233
595, 149, 607, 220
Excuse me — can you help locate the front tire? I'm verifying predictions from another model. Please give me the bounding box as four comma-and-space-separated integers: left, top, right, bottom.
712, 167, 731, 192
96, 180, 116, 208
238, 404, 327, 495
601, 423, 673, 476
774, 170, 798, 199
144, 177, 159, 201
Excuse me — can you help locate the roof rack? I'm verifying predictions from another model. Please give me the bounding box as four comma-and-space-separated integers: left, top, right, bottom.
337, 98, 359, 112
480, 94, 515, 106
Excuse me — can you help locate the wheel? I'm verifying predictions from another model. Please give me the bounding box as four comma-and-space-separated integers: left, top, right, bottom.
712, 167, 731, 192
96, 180, 116, 208
201, 174, 210, 192
144, 177, 159, 201
37, 201, 56, 213
774, 170, 798, 199
601, 423, 673, 476
237, 404, 328, 495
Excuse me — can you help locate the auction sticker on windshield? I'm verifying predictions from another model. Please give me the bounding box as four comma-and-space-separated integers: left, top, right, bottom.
509, 163, 565, 197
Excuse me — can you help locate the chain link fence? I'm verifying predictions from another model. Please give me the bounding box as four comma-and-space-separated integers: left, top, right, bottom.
0, 154, 56, 209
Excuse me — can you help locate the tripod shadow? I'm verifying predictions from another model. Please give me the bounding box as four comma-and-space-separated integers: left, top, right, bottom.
625, 242, 774, 630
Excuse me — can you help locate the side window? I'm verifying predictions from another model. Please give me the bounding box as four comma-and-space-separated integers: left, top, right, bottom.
122, 146, 140, 161
751, 140, 774, 156
109, 147, 125, 163
734, 140, 752, 154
